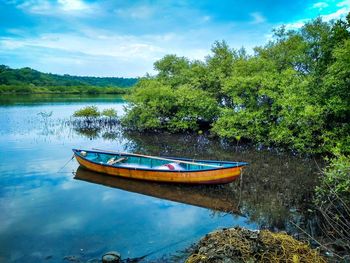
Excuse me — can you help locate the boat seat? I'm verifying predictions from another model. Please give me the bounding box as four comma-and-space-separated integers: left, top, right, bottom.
107, 157, 127, 165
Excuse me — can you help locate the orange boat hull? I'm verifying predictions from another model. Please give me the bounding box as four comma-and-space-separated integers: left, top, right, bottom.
74, 154, 243, 184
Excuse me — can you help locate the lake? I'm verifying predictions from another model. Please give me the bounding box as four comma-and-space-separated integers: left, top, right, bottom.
0, 94, 321, 263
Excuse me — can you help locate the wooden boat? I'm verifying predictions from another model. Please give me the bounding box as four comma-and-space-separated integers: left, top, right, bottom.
74, 167, 241, 213
72, 149, 248, 184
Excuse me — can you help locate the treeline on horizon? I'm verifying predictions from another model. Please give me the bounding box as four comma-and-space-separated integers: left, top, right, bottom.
0, 65, 138, 94
123, 14, 350, 155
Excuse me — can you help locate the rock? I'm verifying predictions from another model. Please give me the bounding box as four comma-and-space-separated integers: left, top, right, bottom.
198, 247, 208, 254
249, 231, 258, 239
102, 251, 121, 263
325, 251, 334, 257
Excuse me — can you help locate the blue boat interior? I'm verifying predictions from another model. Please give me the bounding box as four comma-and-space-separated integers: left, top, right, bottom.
76, 150, 247, 171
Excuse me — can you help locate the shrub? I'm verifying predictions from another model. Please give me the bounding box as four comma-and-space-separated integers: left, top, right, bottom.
121, 80, 218, 132
315, 155, 350, 256
315, 155, 350, 206
102, 108, 117, 118
73, 106, 100, 119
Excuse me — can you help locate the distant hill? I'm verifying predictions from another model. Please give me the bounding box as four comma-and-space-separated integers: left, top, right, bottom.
0, 65, 138, 87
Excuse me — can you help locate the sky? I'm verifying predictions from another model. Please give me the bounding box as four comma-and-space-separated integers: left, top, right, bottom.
0, 0, 349, 77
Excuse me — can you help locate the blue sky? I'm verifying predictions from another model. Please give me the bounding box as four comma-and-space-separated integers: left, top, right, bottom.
0, 0, 349, 77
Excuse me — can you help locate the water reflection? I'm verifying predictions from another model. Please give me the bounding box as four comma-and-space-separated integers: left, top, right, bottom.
0, 94, 322, 262
1, 95, 257, 263
72, 126, 321, 234
57, 112, 322, 232
72, 128, 321, 230
72, 123, 122, 141
0, 94, 125, 106
74, 167, 241, 214
110, 131, 321, 234
74, 127, 101, 139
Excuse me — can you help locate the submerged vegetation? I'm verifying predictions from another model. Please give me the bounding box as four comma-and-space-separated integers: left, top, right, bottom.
122, 15, 350, 155
72, 106, 119, 133
73, 106, 118, 119
73, 106, 102, 119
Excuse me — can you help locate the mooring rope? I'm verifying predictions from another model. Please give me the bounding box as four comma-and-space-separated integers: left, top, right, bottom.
57, 155, 75, 173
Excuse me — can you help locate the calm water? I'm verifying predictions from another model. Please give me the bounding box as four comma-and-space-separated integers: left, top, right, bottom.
0, 94, 321, 263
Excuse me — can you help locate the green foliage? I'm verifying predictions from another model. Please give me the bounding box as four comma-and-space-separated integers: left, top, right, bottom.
0, 65, 138, 87
207, 40, 236, 78
315, 155, 350, 205
122, 14, 350, 154
73, 106, 118, 119
122, 79, 218, 132
73, 106, 100, 119
122, 80, 174, 130
314, 155, 350, 254
102, 108, 118, 118
0, 84, 130, 94
154, 54, 191, 87
71, 107, 119, 135
0, 65, 137, 95
168, 85, 219, 131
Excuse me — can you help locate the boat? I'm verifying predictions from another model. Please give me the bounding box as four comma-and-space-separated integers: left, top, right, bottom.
72, 149, 248, 184
74, 167, 241, 213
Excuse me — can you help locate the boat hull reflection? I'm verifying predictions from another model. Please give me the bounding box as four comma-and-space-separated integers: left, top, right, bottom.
74, 167, 240, 214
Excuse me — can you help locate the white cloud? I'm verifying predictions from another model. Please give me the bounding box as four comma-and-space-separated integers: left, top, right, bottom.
17, 0, 52, 14
312, 2, 329, 10
280, 5, 350, 31
16, 0, 95, 16
250, 12, 266, 24
0, 33, 164, 60
337, 0, 350, 7
115, 5, 155, 19
58, 0, 89, 11
322, 7, 349, 21
42, 215, 83, 234
0, 30, 179, 76
0, 20, 271, 76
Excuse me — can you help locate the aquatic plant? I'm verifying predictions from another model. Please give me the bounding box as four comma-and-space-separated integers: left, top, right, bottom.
37, 111, 53, 120
71, 106, 120, 140
73, 106, 100, 119
315, 155, 350, 258
102, 108, 117, 119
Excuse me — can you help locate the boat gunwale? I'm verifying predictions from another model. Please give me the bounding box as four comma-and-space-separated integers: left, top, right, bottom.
72, 149, 248, 173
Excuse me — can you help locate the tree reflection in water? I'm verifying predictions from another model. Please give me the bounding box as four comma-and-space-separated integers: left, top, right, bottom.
72, 127, 323, 237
